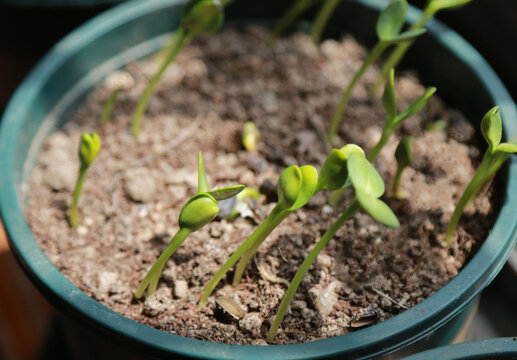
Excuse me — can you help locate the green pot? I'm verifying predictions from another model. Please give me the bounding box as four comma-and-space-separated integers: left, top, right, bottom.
402, 337, 517, 360
1, 0, 516, 359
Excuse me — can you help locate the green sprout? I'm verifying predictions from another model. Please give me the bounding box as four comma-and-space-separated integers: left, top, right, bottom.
242, 122, 261, 152
69, 133, 101, 228
329, 68, 435, 205
445, 106, 516, 246
372, 0, 473, 94
310, 0, 340, 44
135, 152, 243, 298
101, 71, 135, 126
198, 144, 364, 306
268, 0, 321, 44
131, 0, 224, 137
327, 0, 426, 145
425, 119, 448, 132
267, 150, 399, 341
392, 135, 413, 199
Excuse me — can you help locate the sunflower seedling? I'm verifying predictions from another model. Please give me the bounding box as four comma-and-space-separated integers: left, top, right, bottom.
131, 0, 224, 137
445, 106, 517, 246
372, 0, 473, 94
198, 144, 364, 306
392, 136, 413, 199
69, 132, 101, 228
267, 149, 399, 341
327, 0, 426, 144
101, 71, 135, 126
330, 68, 435, 205
135, 152, 243, 298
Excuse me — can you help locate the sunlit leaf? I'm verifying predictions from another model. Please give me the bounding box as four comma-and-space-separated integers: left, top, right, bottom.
208, 185, 245, 201
278, 165, 302, 209
356, 190, 400, 228
376, 0, 408, 41
347, 152, 384, 198
481, 106, 502, 151
290, 165, 319, 210
496, 142, 517, 154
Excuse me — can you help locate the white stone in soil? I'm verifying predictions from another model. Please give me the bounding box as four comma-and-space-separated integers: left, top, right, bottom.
123, 167, 156, 202
174, 280, 188, 299
313, 281, 341, 316
239, 312, 262, 334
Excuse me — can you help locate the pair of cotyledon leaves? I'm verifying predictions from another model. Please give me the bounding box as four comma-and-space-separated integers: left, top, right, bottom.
376, 0, 471, 44
277, 145, 399, 228
481, 106, 517, 155
181, 0, 224, 37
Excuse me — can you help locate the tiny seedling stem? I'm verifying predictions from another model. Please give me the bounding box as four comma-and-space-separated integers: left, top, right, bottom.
310, 0, 340, 44
101, 89, 121, 126
268, 0, 320, 44
198, 204, 287, 306
367, 127, 393, 162
135, 227, 192, 298
69, 168, 87, 228
132, 28, 189, 137
328, 41, 387, 144
267, 200, 361, 341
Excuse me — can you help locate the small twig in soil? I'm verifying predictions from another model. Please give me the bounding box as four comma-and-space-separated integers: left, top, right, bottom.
370, 287, 408, 310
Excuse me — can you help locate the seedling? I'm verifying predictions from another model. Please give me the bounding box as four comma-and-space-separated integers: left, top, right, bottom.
131, 0, 224, 137
135, 152, 244, 298
445, 106, 517, 246
372, 0, 473, 94
242, 122, 260, 152
267, 150, 399, 341
329, 69, 435, 205
69, 132, 101, 228
101, 71, 135, 126
327, 0, 426, 145
268, 0, 321, 43
198, 144, 364, 306
392, 136, 413, 199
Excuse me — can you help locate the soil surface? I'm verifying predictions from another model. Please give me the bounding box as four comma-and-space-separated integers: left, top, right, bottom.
25, 26, 498, 345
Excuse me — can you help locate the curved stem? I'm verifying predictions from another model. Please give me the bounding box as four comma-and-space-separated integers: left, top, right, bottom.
310, 0, 340, 44
445, 152, 496, 245
69, 167, 87, 228
232, 210, 291, 286
199, 205, 286, 306
267, 200, 360, 341
101, 89, 121, 126
371, 9, 434, 95
268, 0, 320, 44
135, 227, 191, 299
366, 127, 393, 162
131, 28, 189, 137
328, 41, 387, 145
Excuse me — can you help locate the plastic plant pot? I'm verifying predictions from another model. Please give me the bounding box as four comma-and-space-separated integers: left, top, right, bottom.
402, 337, 517, 360
0, 0, 516, 359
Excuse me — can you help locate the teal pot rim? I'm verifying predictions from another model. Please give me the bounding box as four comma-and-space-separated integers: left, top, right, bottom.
402, 337, 517, 360
1, 0, 517, 359
0, 0, 123, 8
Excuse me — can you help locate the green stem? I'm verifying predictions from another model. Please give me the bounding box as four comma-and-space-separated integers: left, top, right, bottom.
391, 164, 404, 196
199, 205, 287, 306
131, 28, 189, 137
267, 200, 360, 341
328, 41, 388, 145
135, 227, 191, 298
372, 8, 434, 95
445, 152, 497, 245
101, 89, 121, 126
232, 210, 291, 286
366, 126, 393, 162
310, 0, 339, 44
69, 167, 87, 228
268, 0, 320, 44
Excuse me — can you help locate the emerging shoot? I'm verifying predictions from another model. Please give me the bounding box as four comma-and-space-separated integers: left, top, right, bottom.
135, 152, 244, 298
101, 71, 135, 126
445, 106, 516, 246
131, 0, 224, 137
69, 132, 101, 228
392, 135, 413, 199
267, 150, 399, 341
327, 0, 426, 145
372, 0, 473, 94
242, 122, 260, 152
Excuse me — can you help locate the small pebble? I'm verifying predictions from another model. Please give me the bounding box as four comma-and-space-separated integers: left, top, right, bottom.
239, 312, 262, 334
174, 280, 188, 299
77, 226, 88, 236
124, 167, 157, 202
317, 254, 332, 268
